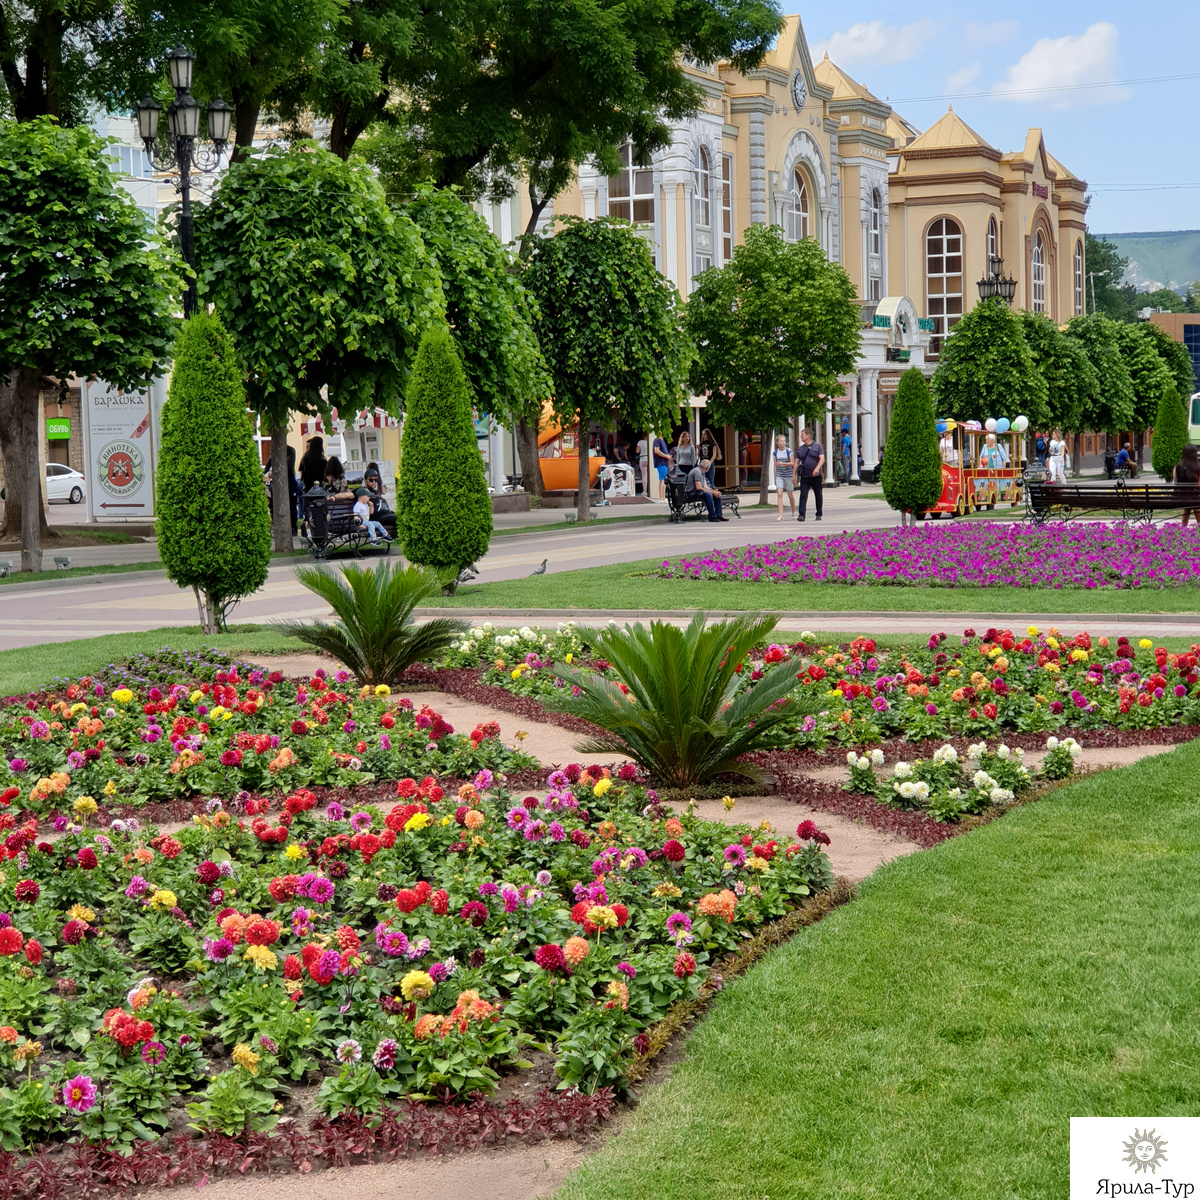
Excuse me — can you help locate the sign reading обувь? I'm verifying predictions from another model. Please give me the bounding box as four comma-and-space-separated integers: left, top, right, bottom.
1072, 1118, 1200, 1197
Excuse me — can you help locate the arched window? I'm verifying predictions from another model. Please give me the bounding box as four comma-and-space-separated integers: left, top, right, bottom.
608, 144, 655, 224
785, 170, 810, 241
987, 216, 998, 261
925, 217, 963, 355
1073, 239, 1084, 315
1032, 233, 1046, 313
695, 145, 711, 228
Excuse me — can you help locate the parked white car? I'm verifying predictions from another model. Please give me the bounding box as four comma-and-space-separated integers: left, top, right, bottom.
45, 463, 86, 504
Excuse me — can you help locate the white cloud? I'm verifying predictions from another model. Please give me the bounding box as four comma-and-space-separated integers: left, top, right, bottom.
963, 21, 1019, 49
946, 63, 982, 94
993, 22, 1131, 108
812, 19, 939, 67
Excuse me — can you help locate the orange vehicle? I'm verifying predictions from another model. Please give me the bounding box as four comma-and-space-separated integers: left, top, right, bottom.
926, 422, 1025, 518
537, 408, 606, 491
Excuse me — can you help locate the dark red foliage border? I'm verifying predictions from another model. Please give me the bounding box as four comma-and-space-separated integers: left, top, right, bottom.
0, 1090, 613, 1198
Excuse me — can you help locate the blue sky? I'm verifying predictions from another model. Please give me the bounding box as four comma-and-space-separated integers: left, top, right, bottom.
800, 2, 1197, 234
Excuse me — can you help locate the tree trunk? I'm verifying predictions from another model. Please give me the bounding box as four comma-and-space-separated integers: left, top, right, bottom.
19, 370, 42, 572
757, 428, 770, 507
515, 415, 543, 497
231, 100, 261, 164
0, 368, 50, 559
576, 424, 591, 525
269, 419, 292, 553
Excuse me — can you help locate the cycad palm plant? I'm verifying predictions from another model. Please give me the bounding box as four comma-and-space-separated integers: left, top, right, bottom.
545, 612, 815, 789
282, 562, 465, 685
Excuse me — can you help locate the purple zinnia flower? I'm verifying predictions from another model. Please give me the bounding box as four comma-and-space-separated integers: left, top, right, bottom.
205, 937, 235, 962
349, 811, 372, 833
372, 1038, 398, 1070
724, 843, 747, 867
325, 802, 345, 821
666, 912, 692, 936
125, 875, 150, 898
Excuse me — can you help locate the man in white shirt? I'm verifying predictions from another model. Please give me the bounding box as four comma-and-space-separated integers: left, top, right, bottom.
939, 432, 959, 467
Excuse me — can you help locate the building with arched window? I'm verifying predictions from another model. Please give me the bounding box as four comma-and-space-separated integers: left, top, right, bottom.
466, 15, 1089, 491
886, 111, 1088, 342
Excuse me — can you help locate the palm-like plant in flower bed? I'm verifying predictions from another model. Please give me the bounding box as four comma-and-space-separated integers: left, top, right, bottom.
545, 612, 819, 789
283, 561, 466, 685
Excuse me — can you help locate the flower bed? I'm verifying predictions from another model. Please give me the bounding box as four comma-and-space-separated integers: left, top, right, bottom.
0, 742, 833, 1153
428, 622, 1200, 750
0, 652, 537, 817
658, 524, 1200, 589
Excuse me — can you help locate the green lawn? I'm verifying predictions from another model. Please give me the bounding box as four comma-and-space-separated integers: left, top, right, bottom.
557, 741, 1200, 1200
0, 625, 296, 696
437, 558, 1200, 614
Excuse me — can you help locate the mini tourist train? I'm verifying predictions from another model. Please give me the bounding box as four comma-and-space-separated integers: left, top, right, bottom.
926, 416, 1030, 518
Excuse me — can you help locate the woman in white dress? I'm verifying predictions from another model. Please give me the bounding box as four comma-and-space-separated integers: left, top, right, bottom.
1048, 428, 1066, 483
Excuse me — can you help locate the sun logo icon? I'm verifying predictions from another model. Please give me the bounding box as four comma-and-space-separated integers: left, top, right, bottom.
1122, 1128, 1168, 1174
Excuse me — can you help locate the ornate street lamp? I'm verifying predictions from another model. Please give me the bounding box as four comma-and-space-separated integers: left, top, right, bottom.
977, 255, 1017, 306
135, 44, 233, 316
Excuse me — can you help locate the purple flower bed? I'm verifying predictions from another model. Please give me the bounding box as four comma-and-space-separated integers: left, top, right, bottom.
661, 524, 1200, 590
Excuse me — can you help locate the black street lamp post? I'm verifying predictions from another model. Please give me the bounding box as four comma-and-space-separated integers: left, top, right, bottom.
135, 45, 232, 317
977, 254, 1017, 305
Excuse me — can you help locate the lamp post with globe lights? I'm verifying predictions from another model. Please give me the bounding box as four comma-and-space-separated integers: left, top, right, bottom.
135, 45, 233, 317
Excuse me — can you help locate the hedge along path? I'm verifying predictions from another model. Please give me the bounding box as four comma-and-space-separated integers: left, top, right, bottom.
555, 739, 1200, 1200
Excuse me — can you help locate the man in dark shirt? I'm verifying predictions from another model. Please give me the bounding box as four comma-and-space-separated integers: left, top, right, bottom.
686, 460, 727, 521
796, 428, 825, 522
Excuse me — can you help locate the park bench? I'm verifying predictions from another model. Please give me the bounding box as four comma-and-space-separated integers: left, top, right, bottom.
665, 476, 741, 524
303, 496, 394, 560
1025, 479, 1200, 526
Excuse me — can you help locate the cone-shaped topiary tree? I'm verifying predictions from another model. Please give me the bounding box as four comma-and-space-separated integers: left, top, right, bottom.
396, 325, 492, 577
157, 313, 272, 633
1151, 385, 1188, 481
881, 368, 944, 521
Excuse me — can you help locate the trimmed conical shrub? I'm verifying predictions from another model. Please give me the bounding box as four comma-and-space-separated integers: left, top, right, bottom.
157, 313, 271, 633
1151, 384, 1188, 481
396, 324, 493, 572
881, 368, 944, 518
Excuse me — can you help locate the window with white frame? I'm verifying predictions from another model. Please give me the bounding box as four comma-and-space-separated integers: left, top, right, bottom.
608, 144, 655, 224
721, 154, 734, 261
987, 216, 998, 261
926, 217, 963, 355
784, 170, 809, 241
1032, 233, 1046, 313
107, 144, 155, 179
695, 145, 712, 228
869, 187, 882, 300
1073, 239, 1084, 315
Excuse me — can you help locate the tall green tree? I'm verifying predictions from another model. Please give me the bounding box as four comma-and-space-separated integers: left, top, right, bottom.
395, 325, 492, 575
0, 1, 152, 123
1064, 314, 1137, 443
314, 0, 782, 201
1083, 232, 1137, 323
1140, 320, 1196, 400
1018, 310, 1100, 436
1115, 322, 1173, 460
157, 313, 271, 633
0, 117, 183, 569
405, 186, 550, 475
880, 368, 942, 522
524, 216, 694, 524
1150, 385, 1188, 482
685, 224, 860, 504
193, 144, 445, 551
931, 298, 1048, 429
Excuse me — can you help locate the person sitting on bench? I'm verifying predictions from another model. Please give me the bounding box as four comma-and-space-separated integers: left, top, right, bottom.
1115, 443, 1138, 476
686, 459, 728, 522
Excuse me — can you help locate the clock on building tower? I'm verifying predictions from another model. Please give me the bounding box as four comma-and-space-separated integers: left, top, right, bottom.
791, 71, 807, 111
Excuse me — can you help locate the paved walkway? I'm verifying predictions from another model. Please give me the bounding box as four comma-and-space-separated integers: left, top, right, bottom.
0, 490, 900, 650
2, 490, 1197, 651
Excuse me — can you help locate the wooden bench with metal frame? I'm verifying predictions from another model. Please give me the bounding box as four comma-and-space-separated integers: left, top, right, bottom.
1025, 480, 1200, 526
665, 476, 741, 524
